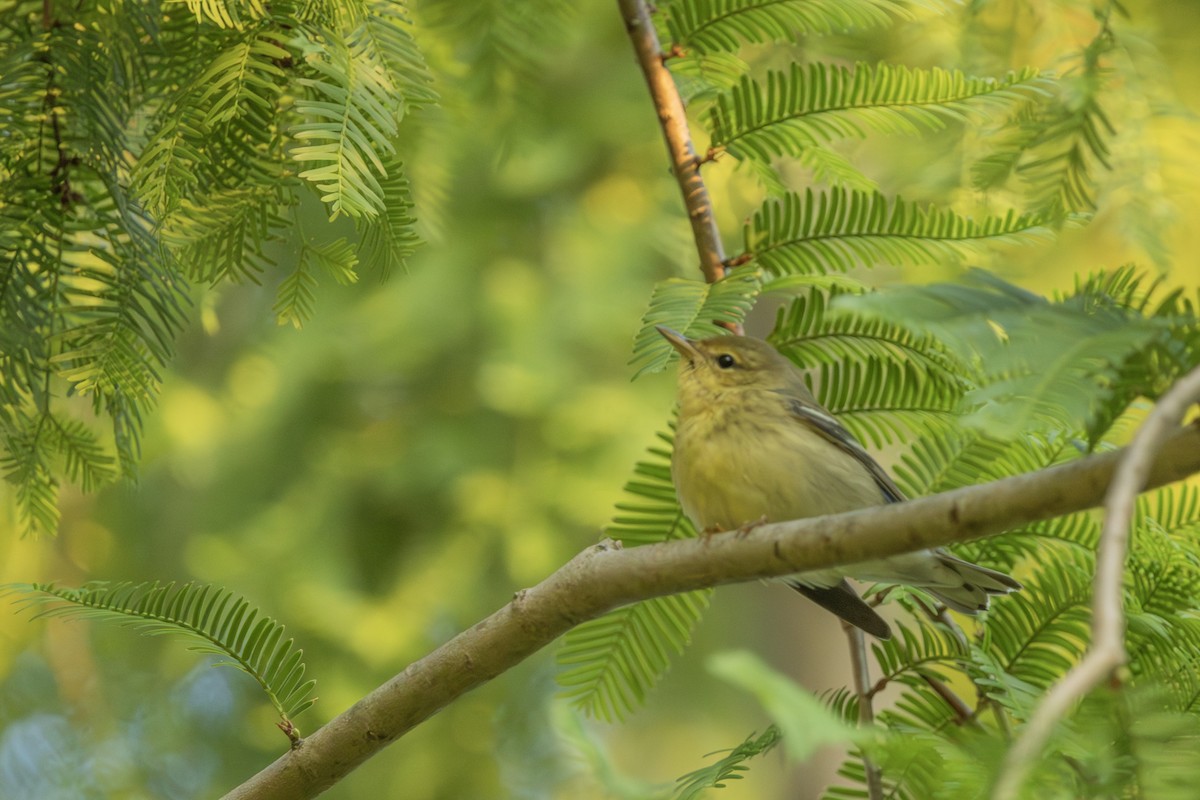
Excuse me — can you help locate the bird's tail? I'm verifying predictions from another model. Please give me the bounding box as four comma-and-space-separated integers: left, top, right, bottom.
919, 551, 1021, 615
787, 579, 892, 639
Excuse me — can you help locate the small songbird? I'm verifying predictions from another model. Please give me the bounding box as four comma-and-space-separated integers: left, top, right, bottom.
658, 326, 1019, 639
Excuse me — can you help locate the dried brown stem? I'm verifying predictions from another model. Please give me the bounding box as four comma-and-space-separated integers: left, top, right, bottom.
617, 0, 728, 286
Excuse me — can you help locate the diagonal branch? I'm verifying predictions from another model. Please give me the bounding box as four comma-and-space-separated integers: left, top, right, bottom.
222, 422, 1200, 800
617, 0, 728, 284
991, 364, 1200, 800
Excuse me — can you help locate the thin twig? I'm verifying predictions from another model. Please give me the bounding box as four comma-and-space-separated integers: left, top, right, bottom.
616, 0, 730, 288
844, 623, 884, 800
221, 425, 1200, 800
919, 672, 979, 728
991, 365, 1200, 800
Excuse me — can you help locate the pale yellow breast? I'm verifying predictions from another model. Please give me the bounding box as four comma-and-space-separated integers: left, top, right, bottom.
672, 393, 884, 532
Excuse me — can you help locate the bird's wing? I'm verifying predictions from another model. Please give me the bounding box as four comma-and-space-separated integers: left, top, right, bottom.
786, 398, 907, 503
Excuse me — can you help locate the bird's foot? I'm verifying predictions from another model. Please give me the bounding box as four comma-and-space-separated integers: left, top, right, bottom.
734, 515, 769, 538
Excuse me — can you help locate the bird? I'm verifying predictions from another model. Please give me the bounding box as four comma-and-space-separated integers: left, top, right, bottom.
657, 325, 1020, 639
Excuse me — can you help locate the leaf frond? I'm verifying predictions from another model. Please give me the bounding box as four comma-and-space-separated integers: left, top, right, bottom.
5, 580, 318, 726
742, 189, 1065, 275
355, 160, 421, 277
557, 428, 710, 721
807, 356, 962, 447
630, 266, 762, 377
661, 0, 923, 55
291, 31, 401, 219
709, 63, 1054, 162
674, 727, 783, 799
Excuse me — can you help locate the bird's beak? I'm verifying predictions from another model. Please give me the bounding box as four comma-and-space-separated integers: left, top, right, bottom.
656, 326, 701, 365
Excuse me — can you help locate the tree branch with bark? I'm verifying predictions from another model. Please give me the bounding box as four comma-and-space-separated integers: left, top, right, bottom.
222, 422, 1200, 799
617, 0, 729, 286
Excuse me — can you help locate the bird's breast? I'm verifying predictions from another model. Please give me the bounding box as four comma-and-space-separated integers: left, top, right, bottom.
672, 401, 886, 532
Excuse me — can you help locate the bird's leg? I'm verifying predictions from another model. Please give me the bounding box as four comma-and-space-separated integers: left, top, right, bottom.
699, 524, 725, 543
734, 515, 769, 538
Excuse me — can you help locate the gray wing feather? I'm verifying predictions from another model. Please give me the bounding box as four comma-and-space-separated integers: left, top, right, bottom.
785, 397, 1021, 612
786, 398, 906, 503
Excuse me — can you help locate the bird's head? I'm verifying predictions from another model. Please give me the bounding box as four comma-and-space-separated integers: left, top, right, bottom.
656, 326, 808, 410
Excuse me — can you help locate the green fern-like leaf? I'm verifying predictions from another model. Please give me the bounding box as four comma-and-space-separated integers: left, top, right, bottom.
708, 63, 1053, 162
972, 23, 1115, 214
291, 33, 401, 219
556, 429, 711, 721
807, 357, 961, 448
197, 34, 289, 126
1125, 486, 1200, 625
892, 429, 1095, 571
837, 269, 1181, 438
630, 266, 762, 378
795, 144, 879, 192
42, 414, 117, 492
769, 284, 959, 379
1, 413, 61, 537
892, 427, 1073, 499
870, 617, 969, 697
964, 314, 1162, 439
274, 262, 319, 330
1067, 266, 1200, 444
742, 189, 1063, 275
666, 50, 749, 104
132, 110, 208, 217
6, 581, 318, 729
674, 727, 782, 799
557, 591, 712, 721
53, 188, 185, 388
660, 0, 923, 54
181, 0, 268, 30
274, 236, 359, 329
975, 549, 1093, 698
355, 160, 421, 276
348, 1, 438, 110
160, 185, 285, 283
824, 730, 947, 800
1130, 617, 1200, 714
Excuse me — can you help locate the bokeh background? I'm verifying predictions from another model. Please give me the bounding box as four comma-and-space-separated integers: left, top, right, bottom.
2, 1, 1199, 798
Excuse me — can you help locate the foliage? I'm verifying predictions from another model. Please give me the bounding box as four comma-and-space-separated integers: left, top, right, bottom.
706, 650, 857, 760
970, 9, 1118, 214
2, 0, 1199, 798
557, 429, 712, 721
741, 189, 1066, 276
557, 1, 1199, 796
0, 0, 429, 534
839, 267, 1196, 440
628, 266, 763, 377
4, 581, 316, 734
797, 472, 1200, 800
707, 63, 1054, 162
673, 726, 782, 800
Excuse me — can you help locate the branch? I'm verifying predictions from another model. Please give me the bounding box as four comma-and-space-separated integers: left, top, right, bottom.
844, 624, 883, 800
991, 364, 1200, 800
222, 422, 1200, 800
617, 0, 728, 285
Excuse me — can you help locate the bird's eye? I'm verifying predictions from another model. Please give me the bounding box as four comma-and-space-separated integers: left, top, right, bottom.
716, 354, 736, 369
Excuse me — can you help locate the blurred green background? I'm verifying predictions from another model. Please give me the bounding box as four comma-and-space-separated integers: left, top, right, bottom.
3, 1, 1200, 798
